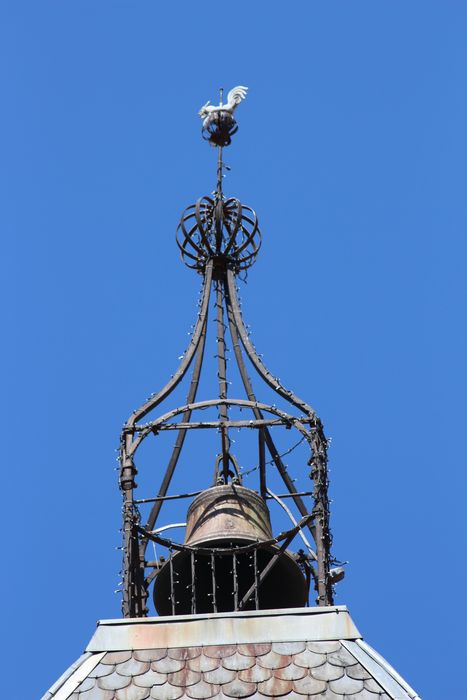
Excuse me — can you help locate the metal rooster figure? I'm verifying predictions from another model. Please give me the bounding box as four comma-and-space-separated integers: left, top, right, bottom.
198, 85, 248, 126
198, 86, 248, 146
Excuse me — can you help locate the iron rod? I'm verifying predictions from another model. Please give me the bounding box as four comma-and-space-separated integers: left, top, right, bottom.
253, 548, 259, 609
237, 529, 298, 611
135, 491, 203, 505
145, 418, 307, 431
233, 552, 238, 611
215, 278, 230, 482
259, 428, 266, 500
135, 398, 307, 437
169, 551, 175, 616
136, 514, 312, 557
211, 553, 217, 613
190, 550, 196, 615
135, 489, 314, 505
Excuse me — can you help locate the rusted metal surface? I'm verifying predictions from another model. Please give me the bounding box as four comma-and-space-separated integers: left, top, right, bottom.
88, 607, 360, 650
42, 606, 419, 699
119, 91, 338, 619
176, 196, 261, 273
184, 486, 273, 546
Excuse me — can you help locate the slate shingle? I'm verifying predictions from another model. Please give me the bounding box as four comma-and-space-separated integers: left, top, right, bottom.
64, 638, 411, 699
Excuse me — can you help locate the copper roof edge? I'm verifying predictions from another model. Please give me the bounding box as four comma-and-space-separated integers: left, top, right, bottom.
86, 606, 361, 652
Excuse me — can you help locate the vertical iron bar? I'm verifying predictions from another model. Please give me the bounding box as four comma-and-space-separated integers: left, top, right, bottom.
233, 552, 238, 611
217, 146, 223, 199
253, 549, 259, 609
169, 550, 176, 616
237, 528, 300, 611
190, 550, 196, 615
120, 435, 145, 618
216, 278, 230, 483
311, 419, 333, 606
259, 428, 267, 499
211, 553, 217, 613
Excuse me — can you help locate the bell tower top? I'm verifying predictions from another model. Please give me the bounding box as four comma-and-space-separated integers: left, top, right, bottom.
43, 86, 422, 700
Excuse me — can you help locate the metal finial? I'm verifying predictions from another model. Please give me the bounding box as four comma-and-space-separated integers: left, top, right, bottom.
176, 86, 260, 273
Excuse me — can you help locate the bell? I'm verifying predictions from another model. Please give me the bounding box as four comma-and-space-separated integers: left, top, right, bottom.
153, 485, 308, 615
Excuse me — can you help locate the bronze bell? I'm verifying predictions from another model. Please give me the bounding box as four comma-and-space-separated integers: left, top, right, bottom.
153, 485, 308, 615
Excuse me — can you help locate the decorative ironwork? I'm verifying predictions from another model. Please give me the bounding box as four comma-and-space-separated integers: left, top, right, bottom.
119, 87, 338, 619
176, 196, 261, 272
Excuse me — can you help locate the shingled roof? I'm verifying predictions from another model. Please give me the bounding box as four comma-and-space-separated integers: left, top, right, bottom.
41, 607, 420, 700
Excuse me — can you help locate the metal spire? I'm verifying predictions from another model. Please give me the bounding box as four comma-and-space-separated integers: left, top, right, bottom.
119, 87, 338, 619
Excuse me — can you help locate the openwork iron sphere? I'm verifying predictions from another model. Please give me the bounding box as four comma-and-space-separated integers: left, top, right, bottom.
176, 195, 261, 272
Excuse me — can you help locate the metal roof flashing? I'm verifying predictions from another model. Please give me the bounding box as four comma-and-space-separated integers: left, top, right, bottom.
87, 606, 361, 652
42, 605, 421, 700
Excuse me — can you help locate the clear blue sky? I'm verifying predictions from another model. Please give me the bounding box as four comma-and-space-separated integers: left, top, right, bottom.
2, 2, 466, 699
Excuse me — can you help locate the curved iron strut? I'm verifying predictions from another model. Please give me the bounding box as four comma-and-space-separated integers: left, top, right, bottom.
119, 105, 334, 618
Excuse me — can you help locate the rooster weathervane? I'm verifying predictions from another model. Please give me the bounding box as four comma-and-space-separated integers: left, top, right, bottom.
198, 86, 248, 147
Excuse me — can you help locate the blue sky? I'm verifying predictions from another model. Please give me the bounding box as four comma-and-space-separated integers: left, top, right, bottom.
2, 2, 466, 699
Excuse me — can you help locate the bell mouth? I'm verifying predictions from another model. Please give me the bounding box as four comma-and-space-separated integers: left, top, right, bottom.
153, 541, 308, 616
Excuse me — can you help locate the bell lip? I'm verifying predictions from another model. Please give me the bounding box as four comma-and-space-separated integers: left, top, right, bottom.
186, 533, 263, 546
156, 541, 302, 561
